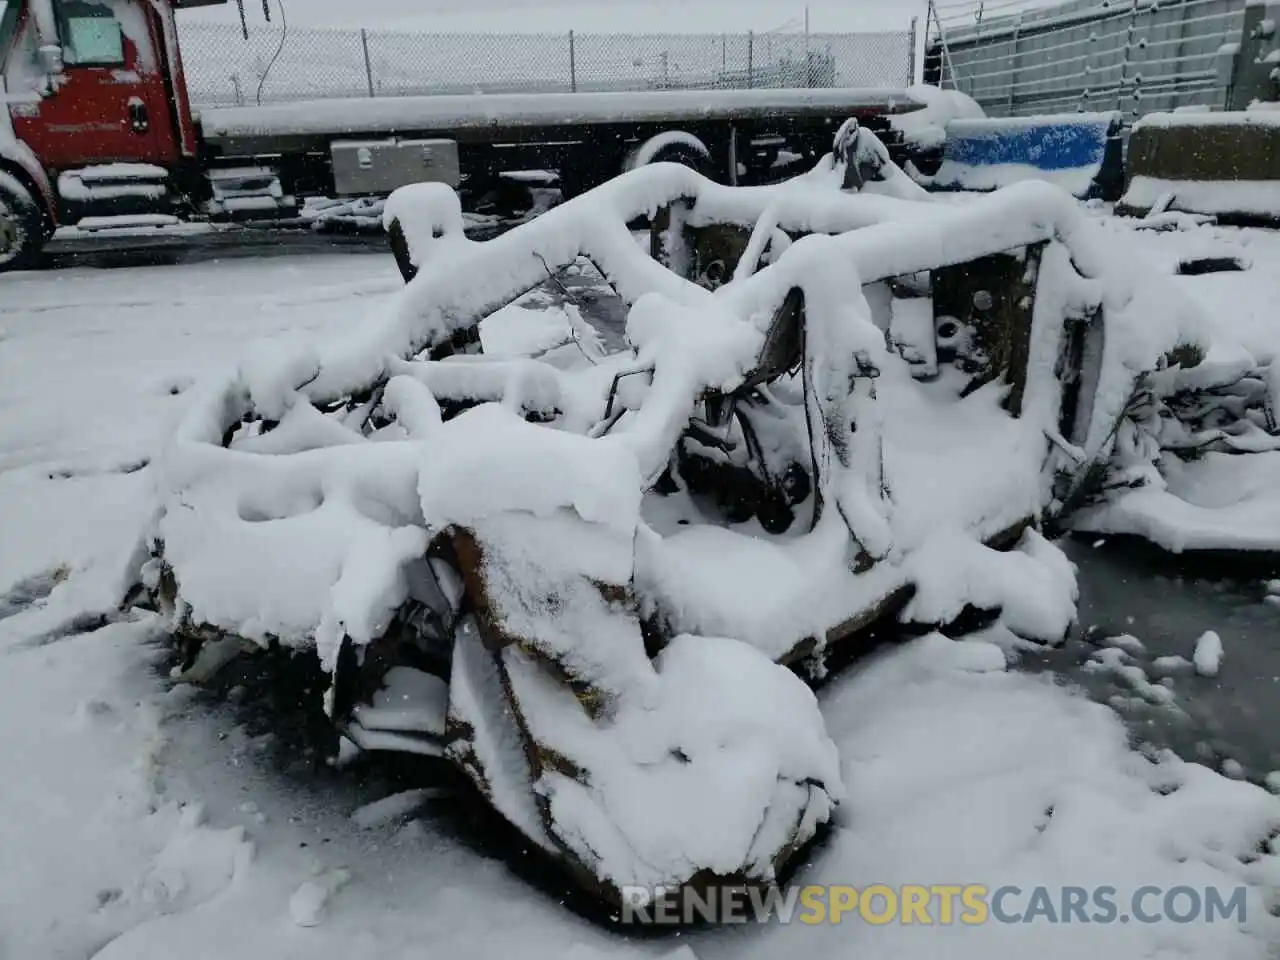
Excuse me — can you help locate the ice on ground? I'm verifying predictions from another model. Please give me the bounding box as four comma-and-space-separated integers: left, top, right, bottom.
1195, 630, 1225, 678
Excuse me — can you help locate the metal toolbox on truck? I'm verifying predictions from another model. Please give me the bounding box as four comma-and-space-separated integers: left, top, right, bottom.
330, 138, 462, 196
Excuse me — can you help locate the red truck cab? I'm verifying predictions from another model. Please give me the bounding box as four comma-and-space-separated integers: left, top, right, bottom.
0, 0, 209, 266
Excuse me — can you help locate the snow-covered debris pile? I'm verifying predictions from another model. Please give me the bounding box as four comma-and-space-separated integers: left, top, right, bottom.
124, 135, 1211, 910
1067, 290, 1280, 553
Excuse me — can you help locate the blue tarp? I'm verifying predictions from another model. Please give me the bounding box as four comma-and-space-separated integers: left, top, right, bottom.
918, 111, 1126, 200
945, 114, 1119, 170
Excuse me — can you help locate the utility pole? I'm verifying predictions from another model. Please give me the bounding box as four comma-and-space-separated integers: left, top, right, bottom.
361, 28, 375, 98
805, 6, 812, 86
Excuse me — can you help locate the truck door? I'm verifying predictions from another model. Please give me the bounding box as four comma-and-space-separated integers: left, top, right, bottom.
10, 0, 179, 170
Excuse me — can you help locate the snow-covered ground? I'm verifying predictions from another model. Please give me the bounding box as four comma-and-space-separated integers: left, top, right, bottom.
2, 219, 1280, 958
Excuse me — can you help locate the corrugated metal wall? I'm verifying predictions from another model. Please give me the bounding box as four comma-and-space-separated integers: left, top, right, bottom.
927, 0, 1248, 119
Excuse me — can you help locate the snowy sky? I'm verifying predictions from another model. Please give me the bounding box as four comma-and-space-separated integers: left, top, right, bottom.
186, 0, 930, 35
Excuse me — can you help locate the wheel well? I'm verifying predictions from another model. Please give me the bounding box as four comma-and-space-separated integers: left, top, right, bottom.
563, 130, 715, 198
0, 160, 55, 236
624, 131, 713, 174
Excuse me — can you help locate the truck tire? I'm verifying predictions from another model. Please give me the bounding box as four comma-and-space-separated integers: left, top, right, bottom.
0, 173, 44, 273
561, 133, 713, 200
645, 143, 711, 177
624, 132, 713, 179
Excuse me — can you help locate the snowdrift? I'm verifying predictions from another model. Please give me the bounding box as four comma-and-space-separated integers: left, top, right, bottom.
126, 126, 1211, 911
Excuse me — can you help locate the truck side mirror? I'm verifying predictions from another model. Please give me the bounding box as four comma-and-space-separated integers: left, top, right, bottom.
37, 44, 64, 80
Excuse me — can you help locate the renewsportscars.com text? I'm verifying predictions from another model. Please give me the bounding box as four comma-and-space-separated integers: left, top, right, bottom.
619, 884, 1250, 926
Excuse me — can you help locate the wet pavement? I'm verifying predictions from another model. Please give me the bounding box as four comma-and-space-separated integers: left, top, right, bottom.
1016, 536, 1280, 789
42, 224, 391, 271
39, 190, 535, 272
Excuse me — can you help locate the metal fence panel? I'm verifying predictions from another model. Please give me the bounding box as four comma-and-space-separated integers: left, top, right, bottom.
363, 31, 576, 97
177, 23, 914, 107
929, 0, 1248, 119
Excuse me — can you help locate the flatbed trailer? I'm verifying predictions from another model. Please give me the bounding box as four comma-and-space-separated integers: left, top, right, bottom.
199, 88, 924, 197
0, 0, 921, 270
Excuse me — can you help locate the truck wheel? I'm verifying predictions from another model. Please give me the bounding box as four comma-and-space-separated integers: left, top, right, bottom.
0, 175, 44, 272
625, 134, 713, 179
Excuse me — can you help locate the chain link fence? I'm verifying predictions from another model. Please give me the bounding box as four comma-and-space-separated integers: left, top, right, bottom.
177, 23, 916, 107
926, 0, 1249, 119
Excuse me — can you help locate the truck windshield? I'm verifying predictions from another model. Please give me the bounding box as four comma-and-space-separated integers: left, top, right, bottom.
56, 0, 126, 66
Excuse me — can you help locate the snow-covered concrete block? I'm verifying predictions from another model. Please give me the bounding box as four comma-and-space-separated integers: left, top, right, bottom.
1120, 110, 1280, 223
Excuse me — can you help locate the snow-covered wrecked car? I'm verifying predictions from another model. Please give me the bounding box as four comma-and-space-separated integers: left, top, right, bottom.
128, 124, 1211, 911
